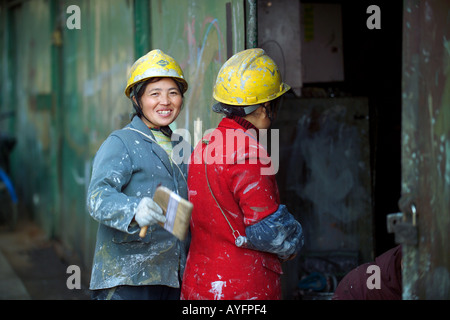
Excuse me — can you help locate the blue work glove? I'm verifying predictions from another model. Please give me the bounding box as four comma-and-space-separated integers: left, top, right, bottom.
245, 204, 304, 259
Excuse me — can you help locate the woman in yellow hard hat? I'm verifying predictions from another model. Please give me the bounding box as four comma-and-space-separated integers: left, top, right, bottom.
87, 49, 190, 300
181, 48, 304, 300
211, 47, 290, 127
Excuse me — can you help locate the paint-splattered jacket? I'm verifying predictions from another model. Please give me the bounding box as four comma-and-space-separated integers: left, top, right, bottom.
181, 117, 302, 300
87, 116, 189, 291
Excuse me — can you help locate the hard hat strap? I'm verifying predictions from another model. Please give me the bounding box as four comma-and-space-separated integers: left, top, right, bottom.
132, 85, 146, 120
264, 97, 282, 127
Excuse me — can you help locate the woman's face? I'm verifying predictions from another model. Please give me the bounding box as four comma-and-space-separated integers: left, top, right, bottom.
137, 78, 183, 128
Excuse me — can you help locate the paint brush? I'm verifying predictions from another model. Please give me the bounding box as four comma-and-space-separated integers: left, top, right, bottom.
139, 186, 193, 240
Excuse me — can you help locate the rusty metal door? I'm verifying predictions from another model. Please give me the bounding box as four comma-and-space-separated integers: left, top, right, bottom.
396, 0, 450, 300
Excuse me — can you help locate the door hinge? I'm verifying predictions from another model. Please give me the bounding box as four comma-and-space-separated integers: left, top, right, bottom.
387, 203, 418, 246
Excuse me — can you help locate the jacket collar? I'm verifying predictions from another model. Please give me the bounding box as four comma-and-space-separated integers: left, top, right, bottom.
127, 116, 173, 175
129, 116, 155, 139
218, 116, 259, 141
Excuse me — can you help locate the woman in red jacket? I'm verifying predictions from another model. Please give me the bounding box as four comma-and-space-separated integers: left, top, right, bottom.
181, 49, 304, 300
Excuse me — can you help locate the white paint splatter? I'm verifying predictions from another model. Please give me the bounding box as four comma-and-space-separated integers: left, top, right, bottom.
209, 281, 226, 300
243, 181, 259, 194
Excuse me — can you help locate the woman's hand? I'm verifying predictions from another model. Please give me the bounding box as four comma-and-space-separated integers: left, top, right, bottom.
135, 197, 166, 227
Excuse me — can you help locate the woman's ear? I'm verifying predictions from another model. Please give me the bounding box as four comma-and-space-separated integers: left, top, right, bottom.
132, 96, 137, 105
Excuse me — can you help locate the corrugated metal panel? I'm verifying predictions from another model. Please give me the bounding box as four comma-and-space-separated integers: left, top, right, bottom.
401, 0, 450, 300
150, 0, 245, 137
2, 0, 135, 268
1, 0, 247, 272
59, 0, 134, 266
9, 0, 56, 236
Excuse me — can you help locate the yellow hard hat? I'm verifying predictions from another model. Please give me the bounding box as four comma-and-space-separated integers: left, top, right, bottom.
125, 49, 188, 98
213, 48, 290, 106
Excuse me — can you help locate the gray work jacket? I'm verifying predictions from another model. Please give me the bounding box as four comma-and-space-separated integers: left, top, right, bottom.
87, 116, 190, 290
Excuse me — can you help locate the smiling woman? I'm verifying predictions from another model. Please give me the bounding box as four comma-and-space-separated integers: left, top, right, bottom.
86, 49, 190, 300
132, 77, 184, 129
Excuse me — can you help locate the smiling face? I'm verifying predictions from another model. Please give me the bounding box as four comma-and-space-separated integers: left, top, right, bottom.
134, 77, 183, 128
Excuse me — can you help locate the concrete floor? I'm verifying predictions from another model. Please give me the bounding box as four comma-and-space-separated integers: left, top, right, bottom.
0, 220, 91, 300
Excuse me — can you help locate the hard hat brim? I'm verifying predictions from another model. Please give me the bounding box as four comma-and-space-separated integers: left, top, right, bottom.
125, 76, 188, 98
125, 49, 188, 98
212, 102, 260, 116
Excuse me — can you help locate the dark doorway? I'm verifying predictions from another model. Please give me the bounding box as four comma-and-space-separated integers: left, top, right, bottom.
341, 0, 403, 255
297, 0, 403, 256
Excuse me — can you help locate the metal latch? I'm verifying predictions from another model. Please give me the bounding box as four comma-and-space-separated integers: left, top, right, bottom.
386, 203, 418, 246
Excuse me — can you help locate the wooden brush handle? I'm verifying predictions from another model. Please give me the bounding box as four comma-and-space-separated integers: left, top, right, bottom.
139, 226, 148, 238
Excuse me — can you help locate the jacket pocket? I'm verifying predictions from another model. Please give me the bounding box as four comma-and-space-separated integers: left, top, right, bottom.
111, 224, 154, 244
261, 253, 283, 275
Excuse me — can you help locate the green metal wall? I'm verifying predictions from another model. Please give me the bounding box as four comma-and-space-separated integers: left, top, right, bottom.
0, 0, 246, 271
150, 0, 245, 134
59, 0, 135, 267
5, 0, 56, 237
400, 0, 450, 299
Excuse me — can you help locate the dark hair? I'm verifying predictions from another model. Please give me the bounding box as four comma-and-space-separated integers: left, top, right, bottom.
215, 97, 281, 119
